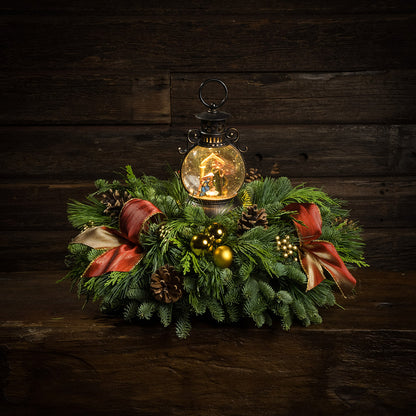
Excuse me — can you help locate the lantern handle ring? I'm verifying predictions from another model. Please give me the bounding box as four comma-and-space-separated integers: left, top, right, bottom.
199, 79, 228, 111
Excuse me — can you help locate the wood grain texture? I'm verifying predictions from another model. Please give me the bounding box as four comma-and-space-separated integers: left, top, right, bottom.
2, 1, 415, 15
1, 13, 415, 74
0, 269, 415, 415
2, 71, 416, 124
172, 71, 416, 124
0, 74, 170, 124
1, 125, 415, 180
1, 177, 415, 230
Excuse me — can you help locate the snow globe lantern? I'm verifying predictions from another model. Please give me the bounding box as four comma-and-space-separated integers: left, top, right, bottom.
179, 79, 247, 216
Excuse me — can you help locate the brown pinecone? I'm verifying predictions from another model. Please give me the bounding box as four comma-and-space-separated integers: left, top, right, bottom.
237, 204, 268, 234
100, 189, 131, 218
150, 265, 183, 303
270, 162, 280, 176
245, 168, 263, 183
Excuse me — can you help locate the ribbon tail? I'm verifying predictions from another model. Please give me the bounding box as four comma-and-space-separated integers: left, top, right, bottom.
300, 249, 327, 291
82, 243, 144, 278
307, 241, 357, 296
70, 226, 129, 249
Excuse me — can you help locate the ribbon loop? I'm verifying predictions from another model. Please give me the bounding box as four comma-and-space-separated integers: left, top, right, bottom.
70, 198, 163, 278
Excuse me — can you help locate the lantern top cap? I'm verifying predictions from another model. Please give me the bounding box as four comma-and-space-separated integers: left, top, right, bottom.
195, 79, 231, 122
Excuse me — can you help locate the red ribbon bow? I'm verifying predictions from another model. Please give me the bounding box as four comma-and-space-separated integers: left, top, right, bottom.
71, 198, 163, 278
285, 203, 356, 296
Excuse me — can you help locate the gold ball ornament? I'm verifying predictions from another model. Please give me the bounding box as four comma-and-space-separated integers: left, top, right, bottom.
213, 245, 233, 268
205, 222, 225, 244
190, 233, 212, 256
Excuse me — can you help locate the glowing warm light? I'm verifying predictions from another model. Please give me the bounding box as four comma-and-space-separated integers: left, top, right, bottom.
181, 144, 245, 201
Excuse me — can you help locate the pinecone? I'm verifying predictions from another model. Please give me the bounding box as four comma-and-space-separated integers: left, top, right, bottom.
237, 204, 268, 234
270, 162, 280, 176
334, 217, 359, 230
150, 265, 183, 303
245, 168, 263, 183
100, 189, 131, 218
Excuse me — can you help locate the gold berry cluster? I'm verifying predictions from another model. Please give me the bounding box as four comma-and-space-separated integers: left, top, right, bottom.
276, 235, 298, 261
159, 224, 169, 239
82, 221, 95, 231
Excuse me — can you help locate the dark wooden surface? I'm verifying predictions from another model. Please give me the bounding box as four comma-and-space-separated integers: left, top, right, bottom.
1, 1, 415, 414
0, 269, 415, 415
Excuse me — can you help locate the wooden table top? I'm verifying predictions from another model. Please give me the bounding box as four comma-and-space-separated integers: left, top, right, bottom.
1, 268, 415, 415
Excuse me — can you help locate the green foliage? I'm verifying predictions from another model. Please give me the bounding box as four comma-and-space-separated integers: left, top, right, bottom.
158, 303, 173, 327
207, 299, 225, 322
63, 166, 368, 339
138, 301, 158, 320
67, 196, 117, 230
175, 309, 192, 339
123, 301, 139, 321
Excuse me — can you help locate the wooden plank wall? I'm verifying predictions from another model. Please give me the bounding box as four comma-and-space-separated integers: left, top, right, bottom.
1, 1, 416, 274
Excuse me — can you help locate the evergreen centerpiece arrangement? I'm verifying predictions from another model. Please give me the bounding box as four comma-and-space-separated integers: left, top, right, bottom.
64, 166, 367, 339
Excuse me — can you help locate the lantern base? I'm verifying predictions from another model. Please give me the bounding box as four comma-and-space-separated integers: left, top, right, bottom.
192, 197, 238, 217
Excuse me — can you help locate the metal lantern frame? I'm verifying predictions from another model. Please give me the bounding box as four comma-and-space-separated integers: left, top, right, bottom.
178, 79, 248, 216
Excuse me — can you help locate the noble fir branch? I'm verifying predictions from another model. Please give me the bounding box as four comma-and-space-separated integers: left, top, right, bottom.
287, 281, 335, 327
158, 303, 173, 327
290, 297, 309, 326
207, 299, 225, 322
123, 301, 139, 321
137, 301, 158, 320
126, 286, 149, 302
223, 280, 241, 305
188, 293, 208, 315
175, 307, 192, 339
276, 290, 293, 305
226, 304, 241, 322
258, 280, 276, 302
